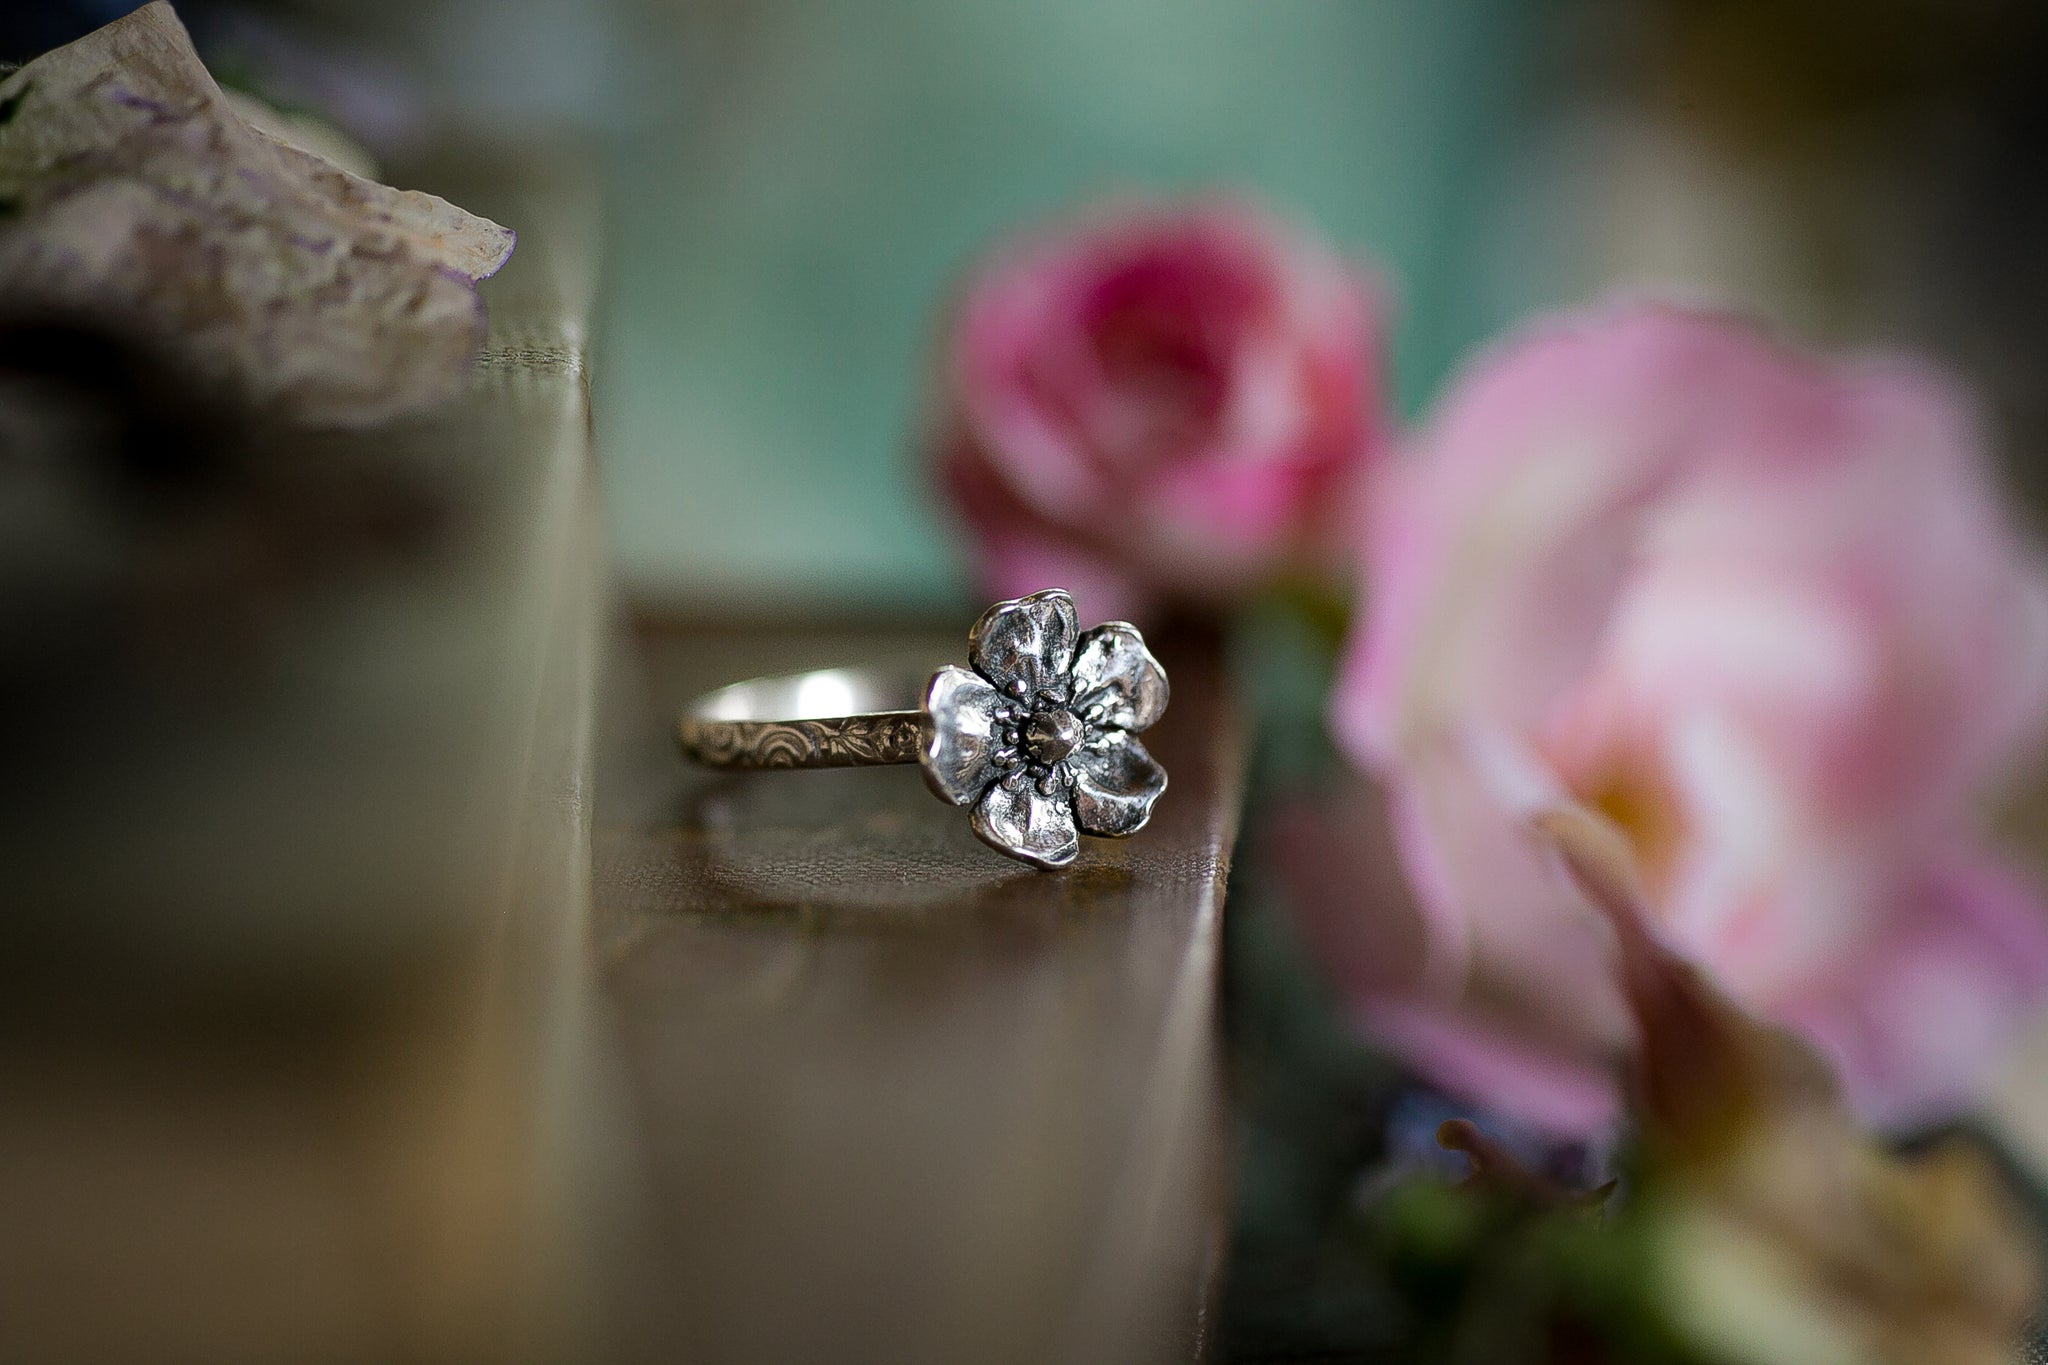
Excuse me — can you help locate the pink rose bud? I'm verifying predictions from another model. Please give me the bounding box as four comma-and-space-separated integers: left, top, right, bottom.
927, 198, 1388, 623
1324, 300, 2048, 1134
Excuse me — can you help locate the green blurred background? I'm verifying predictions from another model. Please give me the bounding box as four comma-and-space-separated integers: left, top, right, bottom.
13, 0, 2044, 610
455, 0, 2048, 613
590, 1, 1536, 612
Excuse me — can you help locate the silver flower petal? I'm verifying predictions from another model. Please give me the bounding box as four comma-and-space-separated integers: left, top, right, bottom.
972, 776, 1080, 869
920, 664, 1003, 806
1070, 622, 1169, 732
1071, 732, 1167, 837
970, 589, 1079, 700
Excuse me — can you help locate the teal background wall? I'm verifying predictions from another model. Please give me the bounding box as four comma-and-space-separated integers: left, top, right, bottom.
594, 1, 1538, 612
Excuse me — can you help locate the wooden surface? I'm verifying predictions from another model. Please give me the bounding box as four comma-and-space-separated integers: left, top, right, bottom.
0, 149, 601, 1365
589, 618, 1245, 1364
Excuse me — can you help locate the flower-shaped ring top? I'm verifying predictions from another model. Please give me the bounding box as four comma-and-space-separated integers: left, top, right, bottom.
921, 589, 1169, 868
676, 589, 1167, 869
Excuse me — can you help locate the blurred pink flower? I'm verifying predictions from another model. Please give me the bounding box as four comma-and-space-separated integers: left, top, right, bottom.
1324, 300, 2048, 1133
929, 198, 1387, 623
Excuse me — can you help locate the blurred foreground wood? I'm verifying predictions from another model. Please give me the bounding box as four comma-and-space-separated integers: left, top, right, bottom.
590, 617, 1244, 1364
0, 150, 600, 1364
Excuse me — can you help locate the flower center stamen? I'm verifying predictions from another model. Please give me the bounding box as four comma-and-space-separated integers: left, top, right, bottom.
1025, 708, 1083, 765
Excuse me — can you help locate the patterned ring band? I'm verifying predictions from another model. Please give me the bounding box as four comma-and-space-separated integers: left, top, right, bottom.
676, 589, 1170, 869
677, 670, 928, 771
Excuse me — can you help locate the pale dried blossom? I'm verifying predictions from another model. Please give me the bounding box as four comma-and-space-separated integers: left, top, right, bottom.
1539, 805, 2041, 1365
0, 2, 514, 427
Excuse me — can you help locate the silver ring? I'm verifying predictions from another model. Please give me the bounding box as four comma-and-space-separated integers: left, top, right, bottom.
677, 589, 1169, 869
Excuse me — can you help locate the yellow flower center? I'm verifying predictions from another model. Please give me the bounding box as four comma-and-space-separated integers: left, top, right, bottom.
1578, 756, 1685, 898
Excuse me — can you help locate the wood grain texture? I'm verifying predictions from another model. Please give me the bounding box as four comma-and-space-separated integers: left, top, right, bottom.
591, 619, 1243, 1365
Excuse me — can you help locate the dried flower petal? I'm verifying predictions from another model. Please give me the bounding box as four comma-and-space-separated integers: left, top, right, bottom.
1535, 805, 2042, 1365
0, 2, 515, 427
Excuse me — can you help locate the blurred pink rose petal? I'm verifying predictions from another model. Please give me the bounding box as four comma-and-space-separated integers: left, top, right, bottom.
1274, 775, 1627, 1138
929, 197, 1388, 621
1780, 849, 2048, 1130
1325, 298, 2048, 1131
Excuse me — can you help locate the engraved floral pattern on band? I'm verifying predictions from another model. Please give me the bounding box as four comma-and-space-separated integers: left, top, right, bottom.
681, 713, 925, 769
